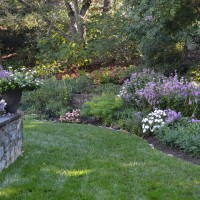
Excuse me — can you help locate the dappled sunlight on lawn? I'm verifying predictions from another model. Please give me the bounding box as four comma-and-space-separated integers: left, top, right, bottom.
23, 123, 37, 129
56, 169, 93, 177
121, 162, 146, 167
41, 166, 93, 177
0, 188, 20, 198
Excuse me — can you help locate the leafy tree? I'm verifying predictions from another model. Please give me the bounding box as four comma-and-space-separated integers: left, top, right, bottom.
123, 0, 200, 74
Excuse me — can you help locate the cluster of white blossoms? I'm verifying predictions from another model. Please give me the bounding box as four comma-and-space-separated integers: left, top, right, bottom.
142, 109, 166, 133
0, 66, 43, 93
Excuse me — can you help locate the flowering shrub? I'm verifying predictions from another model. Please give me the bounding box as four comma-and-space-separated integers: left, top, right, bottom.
0, 99, 7, 112
190, 119, 200, 123
0, 66, 42, 93
165, 109, 182, 124
142, 109, 183, 134
118, 69, 164, 101
60, 109, 80, 123
119, 70, 200, 118
142, 110, 166, 134
137, 74, 200, 117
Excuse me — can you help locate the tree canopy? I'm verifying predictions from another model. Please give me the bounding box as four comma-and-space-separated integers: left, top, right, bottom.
0, 0, 199, 74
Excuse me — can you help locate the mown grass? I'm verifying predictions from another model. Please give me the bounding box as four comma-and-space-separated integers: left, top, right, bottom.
0, 120, 200, 200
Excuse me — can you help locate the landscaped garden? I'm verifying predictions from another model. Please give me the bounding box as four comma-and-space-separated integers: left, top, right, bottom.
0, 0, 200, 199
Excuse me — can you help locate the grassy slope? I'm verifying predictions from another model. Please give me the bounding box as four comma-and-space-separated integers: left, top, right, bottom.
0, 120, 200, 200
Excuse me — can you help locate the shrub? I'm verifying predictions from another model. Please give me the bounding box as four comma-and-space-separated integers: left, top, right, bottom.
91, 83, 120, 96
87, 65, 136, 85
114, 108, 143, 135
142, 110, 167, 135
21, 78, 71, 119
60, 109, 80, 123
118, 68, 164, 102
64, 75, 94, 94
154, 121, 200, 157
119, 70, 200, 118
81, 93, 124, 125
141, 109, 182, 135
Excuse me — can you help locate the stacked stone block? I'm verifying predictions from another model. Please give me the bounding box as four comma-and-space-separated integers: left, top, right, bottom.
0, 113, 23, 172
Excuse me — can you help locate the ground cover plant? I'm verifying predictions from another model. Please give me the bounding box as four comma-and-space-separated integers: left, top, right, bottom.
154, 120, 200, 157
0, 120, 200, 199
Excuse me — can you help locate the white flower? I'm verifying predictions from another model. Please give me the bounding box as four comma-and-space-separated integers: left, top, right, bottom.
149, 120, 153, 124
142, 118, 148, 122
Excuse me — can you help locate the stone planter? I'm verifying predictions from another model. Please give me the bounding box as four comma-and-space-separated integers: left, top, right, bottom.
0, 113, 23, 172
1, 89, 22, 113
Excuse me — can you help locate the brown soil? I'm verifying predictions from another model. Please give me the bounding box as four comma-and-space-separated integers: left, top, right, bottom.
144, 136, 200, 165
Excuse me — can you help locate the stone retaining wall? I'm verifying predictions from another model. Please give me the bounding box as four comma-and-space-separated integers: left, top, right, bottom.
0, 113, 23, 172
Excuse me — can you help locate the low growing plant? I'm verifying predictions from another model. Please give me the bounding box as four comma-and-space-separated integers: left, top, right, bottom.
60, 109, 80, 123
64, 75, 94, 94
141, 109, 182, 135
81, 93, 124, 125
21, 78, 71, 119
154, 121, 200, 157
142, 110, 167, 135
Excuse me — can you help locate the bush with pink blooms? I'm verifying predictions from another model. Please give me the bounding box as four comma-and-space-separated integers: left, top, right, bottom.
60, 109, 80, 123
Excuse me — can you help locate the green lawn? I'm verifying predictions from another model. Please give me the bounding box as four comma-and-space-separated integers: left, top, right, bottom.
0, 120, 200, 200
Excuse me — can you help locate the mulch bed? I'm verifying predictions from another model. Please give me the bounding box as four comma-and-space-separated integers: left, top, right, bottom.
144, 136, 200, 165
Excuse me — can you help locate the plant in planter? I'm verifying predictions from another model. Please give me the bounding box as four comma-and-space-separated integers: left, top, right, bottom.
0, 66, 42, 113
0, 99, 7, 113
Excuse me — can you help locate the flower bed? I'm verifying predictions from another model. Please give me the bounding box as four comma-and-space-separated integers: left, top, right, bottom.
80, 68, 200, 157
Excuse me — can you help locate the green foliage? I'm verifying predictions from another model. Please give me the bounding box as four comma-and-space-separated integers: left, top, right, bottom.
91, 83, 120, 95
81, 93, 124, 124
114, 107, 143, 134
87, 14, 139, 65
187, 64, 200, 82
88, 65, 136, 84
21, 78, 71, 119
0, 67, 42, 93
64, 75, 94, 94
123, 0, 199, 74
154, 121, 200, 157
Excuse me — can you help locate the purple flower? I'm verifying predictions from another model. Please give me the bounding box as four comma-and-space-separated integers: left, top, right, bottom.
145, 15, 153, 21
165, 109, 182, 123
0, 70, 11, 79
190, 119, 200, 123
